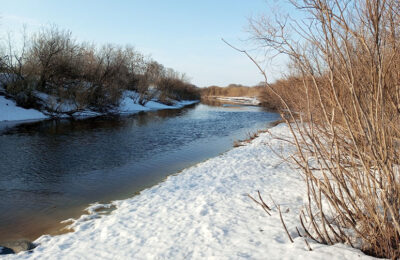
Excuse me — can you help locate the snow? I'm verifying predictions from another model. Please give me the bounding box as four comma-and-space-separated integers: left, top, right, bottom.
2, 124, 374, 259
118, 92, 151, 113
119, 91, 198, 113
33, 91, 81, 114
211, 96, 261, 106
0, 96, 47, 122
145, 100, 198, 110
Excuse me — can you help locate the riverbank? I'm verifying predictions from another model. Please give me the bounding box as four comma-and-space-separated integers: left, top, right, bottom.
0, 96, 47, 122
0, 91, 199, 124
1, 123, 373, 259
0, 104, 277, 245
203, 96, 260, 106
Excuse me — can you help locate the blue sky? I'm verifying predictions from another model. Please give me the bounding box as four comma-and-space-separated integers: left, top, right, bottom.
0, 0, 290, 87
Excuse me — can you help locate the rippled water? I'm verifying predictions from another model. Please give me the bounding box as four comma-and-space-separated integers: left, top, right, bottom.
0, 103, 279, 242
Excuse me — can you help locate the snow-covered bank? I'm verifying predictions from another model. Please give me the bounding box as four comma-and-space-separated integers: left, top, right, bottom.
0, 96, 47, 122
118, 91, 198, 114
1, 124, 373, 259
0, 91, 198, 123
208, 96, 261, 106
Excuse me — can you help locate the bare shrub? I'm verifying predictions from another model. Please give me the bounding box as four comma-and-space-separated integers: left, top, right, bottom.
81, 44, 131, 110
155, 66, 200, 104
157, 77, 200, 104
258, 77, 306, 111
248, 0, 400, 258
25, 26, 81, 92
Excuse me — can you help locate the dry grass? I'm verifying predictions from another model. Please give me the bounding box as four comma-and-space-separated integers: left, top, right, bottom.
233, 129, 271, 147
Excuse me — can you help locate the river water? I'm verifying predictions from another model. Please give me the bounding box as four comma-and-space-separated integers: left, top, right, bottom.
0, 103, 279, 242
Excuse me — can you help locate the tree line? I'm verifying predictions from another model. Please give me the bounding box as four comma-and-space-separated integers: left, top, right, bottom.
201, 84, 264, 98
0, 26, 200, 115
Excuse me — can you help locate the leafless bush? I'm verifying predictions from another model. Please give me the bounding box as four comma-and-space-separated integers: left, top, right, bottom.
24, 26, 81, 91
157, 76, 200, 103
249, 0, 400, 258
257, 76, 306, 111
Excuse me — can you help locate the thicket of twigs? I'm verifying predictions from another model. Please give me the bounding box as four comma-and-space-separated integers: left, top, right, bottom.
249, 0, 400, 258
0, 26, 199, 114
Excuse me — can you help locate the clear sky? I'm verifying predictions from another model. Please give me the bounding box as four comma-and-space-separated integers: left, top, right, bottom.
0, 0, 289, 87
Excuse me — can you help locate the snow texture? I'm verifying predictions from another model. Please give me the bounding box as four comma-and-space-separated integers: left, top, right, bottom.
2, 124, 374, 259
119, 91, 198, 113
212, 96, 261, 106
0, 96, 47, 122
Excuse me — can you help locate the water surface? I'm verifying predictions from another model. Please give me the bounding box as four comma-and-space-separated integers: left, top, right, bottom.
0, 103, 279, 242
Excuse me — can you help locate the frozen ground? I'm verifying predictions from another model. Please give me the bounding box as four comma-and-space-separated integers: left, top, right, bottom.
1, 124, 374, 259
0, 90, 198, 123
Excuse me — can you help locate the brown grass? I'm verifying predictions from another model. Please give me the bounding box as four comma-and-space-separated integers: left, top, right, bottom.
233, 129, 271, 147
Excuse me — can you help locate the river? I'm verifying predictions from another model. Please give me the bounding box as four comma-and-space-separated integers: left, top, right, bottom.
0, 103, 279, 242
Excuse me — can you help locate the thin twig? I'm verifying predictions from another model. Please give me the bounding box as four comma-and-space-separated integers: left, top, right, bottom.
277, 204, 294, 243
270, 197, 294, 243
247, 193, 271, 216
257, 190, 272, 211
304, 237, 313, 251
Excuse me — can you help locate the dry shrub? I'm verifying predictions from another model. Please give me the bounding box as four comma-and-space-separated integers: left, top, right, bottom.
157, 77, 200, 103
258, 76, 307, 111
250, 0, 400, 258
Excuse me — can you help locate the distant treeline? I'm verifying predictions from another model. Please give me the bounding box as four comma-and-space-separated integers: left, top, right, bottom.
201, 83, 290, 111
0, 26, 200, 113
201, 80, 322, 112
201, 84, 264, 97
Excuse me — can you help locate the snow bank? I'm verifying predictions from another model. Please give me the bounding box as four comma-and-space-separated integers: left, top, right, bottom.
0, 96, 47, 122
119, 91, 198, 114
2, 124, 373, 259
212, 96, 261, 106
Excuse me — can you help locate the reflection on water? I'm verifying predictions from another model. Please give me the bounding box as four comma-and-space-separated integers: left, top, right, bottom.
0, 103, 280, 242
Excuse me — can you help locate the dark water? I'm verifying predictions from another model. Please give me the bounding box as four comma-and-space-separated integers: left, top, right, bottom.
0, 103, 279, 242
